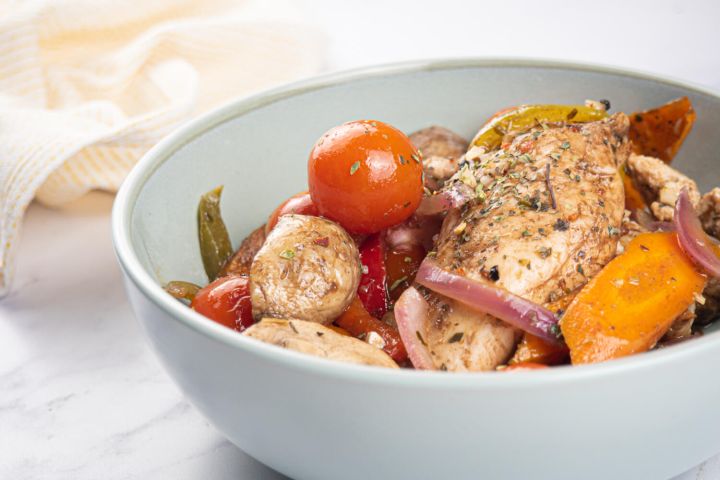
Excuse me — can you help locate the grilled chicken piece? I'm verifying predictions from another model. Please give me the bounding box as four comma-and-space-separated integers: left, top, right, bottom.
220, 224, 267, 276
250, 215, 360, 324
245, 319, 398, 368
625, 153, 700, 221
409, 126, 468, 191
699, 188, 720, 239
420, 113, 631, 371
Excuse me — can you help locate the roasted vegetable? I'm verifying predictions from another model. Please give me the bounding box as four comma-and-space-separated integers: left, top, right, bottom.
561, 232, 707, 364
220, 224, 266, 277
191, 275, 254, 332
510, 333, 568, 366
198, 186, 234, 281
164, 280, 201, 302
265, 191, 319, 234
620, 163, 647, 211
629, 96, 696, 163
335, 297, 408, 364
510, 294, 572, 365
244, 318, 398, 368
308, 120, 424, 234
471, 104, 607, 150
250, 215, 361, 325
357, 233, 389, 318
385, 242, 425, 302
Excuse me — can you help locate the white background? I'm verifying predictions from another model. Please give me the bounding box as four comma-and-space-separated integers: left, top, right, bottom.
2, 0, 720, 478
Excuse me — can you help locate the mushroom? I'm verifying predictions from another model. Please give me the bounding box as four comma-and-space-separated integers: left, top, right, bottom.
244, 319, 398, 368
250, 214, 360, 324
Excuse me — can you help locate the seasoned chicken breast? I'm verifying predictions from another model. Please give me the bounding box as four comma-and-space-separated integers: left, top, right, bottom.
420, 113, 631, 371
625, 153, 700, 221
250, 215, 360, 324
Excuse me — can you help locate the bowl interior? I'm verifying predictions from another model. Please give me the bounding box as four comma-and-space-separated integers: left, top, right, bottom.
128, 60, 720, 293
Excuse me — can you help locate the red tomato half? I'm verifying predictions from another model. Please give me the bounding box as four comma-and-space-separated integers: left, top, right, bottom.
191, 275, 254, 332
308, 120, 423, 234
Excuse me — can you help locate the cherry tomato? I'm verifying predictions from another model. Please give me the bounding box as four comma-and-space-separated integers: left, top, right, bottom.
191, 275, 254, 332
385, 243, 425, 302
503, 362, 549, 371
335, 297, 408, 363
266, 191, 319, 234
357, 233, 389, 318
308, 120, 423, 234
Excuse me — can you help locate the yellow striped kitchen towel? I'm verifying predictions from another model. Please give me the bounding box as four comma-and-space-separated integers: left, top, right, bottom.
0, 0, 324, 296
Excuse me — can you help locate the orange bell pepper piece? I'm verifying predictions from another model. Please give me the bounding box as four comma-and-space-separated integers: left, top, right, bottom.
619, 163, 647, 211
629, 97, 696, 163
335, 297, 408, 363
510, 333, 569, 366
561, 232, 706, 364
510, 295, 572, 366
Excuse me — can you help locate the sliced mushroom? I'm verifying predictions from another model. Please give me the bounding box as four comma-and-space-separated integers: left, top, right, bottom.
244, 318, 398, 368
250, 214, 360, 324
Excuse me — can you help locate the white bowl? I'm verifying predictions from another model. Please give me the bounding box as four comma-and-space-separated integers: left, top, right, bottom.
112, 59, 720, 480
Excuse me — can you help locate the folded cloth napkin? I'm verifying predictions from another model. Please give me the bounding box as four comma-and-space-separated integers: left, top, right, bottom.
0, 0, 324, 295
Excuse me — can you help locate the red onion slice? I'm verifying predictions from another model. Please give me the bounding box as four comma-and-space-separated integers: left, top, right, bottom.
674, 188, 720, 277
394, 287, 436, 370
416, 259, 562, 344
416, 183, 474, 216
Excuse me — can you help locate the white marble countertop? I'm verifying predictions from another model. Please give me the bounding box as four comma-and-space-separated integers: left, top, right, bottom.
3, 1, 720, 478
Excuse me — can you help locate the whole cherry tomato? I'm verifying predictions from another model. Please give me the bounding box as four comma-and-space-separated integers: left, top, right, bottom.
385, 243, 425, 302
357, 233, 389, 319
191, 275, 254, 332
335, 297, 408, 363
308, 120, 423, 234
266, 191, 319, 234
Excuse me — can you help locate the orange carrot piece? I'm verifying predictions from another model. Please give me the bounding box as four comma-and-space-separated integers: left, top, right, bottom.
629, 97, 696, 163
561, 232, 706, 364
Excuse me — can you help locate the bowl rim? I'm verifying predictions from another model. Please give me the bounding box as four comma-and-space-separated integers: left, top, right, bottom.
112, 57, 720, 388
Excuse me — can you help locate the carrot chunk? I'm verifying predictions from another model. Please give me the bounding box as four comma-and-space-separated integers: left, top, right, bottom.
561, 232, 706, 364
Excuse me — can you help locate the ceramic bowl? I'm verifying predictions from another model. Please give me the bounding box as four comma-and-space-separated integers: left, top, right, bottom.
112, 59, 720, 480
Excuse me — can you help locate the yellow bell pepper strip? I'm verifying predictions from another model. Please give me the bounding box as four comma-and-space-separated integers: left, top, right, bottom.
471, 104, 608, 150
164, 280, 201, 301
561, 232, 707, 365
629, 97, 696, 164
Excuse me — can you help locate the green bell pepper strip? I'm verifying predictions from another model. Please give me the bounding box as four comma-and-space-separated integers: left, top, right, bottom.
197, 186, 234, 281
